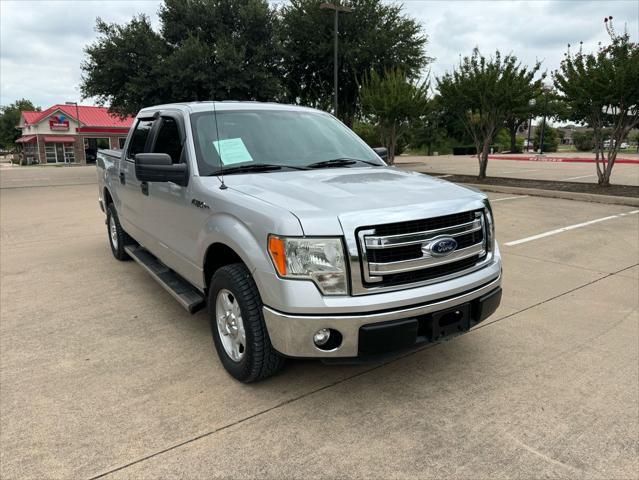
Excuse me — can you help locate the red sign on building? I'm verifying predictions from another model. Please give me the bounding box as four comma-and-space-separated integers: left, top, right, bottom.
49, 115, 69, 131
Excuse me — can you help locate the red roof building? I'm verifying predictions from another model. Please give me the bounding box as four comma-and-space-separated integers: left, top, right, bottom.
15, 105, 134, 165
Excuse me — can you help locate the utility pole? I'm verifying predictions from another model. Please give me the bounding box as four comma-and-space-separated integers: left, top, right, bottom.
538, 91, 549, 155
320, 2, 353, 117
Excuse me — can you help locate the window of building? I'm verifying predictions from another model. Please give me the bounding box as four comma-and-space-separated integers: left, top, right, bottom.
84, 137, 110, 164
63, 143, 75, 163
153, 117, 183, 163
127, 120, 154, 159
118, 137, 126, 149
45, 143, 57, 163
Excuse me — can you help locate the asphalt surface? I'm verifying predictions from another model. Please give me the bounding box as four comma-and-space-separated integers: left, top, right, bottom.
1, 166, 638, 479
397, 153, 639, 187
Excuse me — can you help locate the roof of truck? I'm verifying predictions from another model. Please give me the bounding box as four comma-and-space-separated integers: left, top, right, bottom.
137, 101, 320, 116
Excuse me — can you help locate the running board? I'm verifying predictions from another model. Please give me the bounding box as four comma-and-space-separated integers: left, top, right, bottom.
125, 246, 205, 313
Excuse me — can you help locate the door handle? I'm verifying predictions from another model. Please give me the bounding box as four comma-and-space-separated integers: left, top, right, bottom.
141, 181, 148, 196
119, 171, 125, 184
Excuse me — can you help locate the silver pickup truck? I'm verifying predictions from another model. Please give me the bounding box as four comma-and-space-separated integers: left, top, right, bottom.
97, 102, 502, 382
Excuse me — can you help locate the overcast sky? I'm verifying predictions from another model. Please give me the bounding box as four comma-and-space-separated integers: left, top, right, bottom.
1, 0, 637, 109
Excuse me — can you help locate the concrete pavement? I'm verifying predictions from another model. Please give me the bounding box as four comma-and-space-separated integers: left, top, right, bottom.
0, 168, 637, 479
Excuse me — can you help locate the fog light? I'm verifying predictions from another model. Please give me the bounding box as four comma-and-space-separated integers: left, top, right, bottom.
313, 328, 331, 346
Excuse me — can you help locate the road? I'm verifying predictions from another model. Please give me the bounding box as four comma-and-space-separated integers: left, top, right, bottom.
1, 167, 637, 479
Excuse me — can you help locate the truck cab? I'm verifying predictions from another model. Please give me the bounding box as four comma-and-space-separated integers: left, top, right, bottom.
97, 102, 502, 383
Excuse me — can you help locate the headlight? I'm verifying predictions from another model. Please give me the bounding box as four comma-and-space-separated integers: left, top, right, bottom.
268, 236, 347, 295
483, 199, 495, 252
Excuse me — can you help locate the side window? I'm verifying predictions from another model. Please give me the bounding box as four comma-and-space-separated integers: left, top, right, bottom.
153, 117, 183, 164
127, 120, 154, 159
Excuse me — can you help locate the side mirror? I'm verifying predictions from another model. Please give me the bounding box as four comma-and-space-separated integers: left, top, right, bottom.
373, 147, 388, 161
135, 153, 188, 186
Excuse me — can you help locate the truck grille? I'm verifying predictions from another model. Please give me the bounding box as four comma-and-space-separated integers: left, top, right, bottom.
357, 210, 487, 289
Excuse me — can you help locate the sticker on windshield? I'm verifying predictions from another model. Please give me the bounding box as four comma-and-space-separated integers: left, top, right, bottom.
213, 138, 253, 165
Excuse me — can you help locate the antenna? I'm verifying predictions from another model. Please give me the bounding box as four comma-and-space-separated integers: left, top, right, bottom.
212, 101, 227, 190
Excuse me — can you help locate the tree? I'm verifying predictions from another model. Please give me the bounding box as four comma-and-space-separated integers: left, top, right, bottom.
409, 96, 448, 156
0, 99, 39, 150
437, 49, 543, 179
279, 0, 429, 126
81, 0, 283, 117
359, 68, 427, 163
554, 17, 639, 186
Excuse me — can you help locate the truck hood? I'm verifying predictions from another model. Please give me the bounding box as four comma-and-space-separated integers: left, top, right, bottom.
222, 167, 486, 235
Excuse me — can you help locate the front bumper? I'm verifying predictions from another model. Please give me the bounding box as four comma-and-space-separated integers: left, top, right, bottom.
263, 274, 501, 358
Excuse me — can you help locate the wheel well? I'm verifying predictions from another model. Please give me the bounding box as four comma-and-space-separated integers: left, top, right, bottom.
204, 243, 244, 287
104, 188, 113, 206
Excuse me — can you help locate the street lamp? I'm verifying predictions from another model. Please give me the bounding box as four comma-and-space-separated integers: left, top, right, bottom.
538, 87, 551, 155
65, 101, 82, 130
320, 2, 353, 117
526, 98, 536, 153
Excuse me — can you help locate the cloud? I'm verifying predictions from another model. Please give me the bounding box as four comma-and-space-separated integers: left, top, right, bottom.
1, 0, 637, 109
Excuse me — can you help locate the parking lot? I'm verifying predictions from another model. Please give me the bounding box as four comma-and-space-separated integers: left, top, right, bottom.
397, 153, 639, 186
1, 166, 637, 479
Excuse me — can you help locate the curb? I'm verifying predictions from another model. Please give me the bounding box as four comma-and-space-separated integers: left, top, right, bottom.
464, 183, 639, 207
486, 154, 639, 165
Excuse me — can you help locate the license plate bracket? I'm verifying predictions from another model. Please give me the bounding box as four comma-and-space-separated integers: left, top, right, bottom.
430, 303, 471, 341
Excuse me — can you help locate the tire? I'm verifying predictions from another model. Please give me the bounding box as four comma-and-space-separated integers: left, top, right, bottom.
106, 203, 133, 261
208, 263, 284, 383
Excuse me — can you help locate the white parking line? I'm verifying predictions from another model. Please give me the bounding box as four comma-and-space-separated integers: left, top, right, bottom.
505, 210, 639, 246
564, 174, 596, 181
492, 195, 530, 202
439, 174, 453, 178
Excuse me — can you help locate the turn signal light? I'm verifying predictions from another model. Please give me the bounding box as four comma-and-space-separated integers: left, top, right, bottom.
268, 236, 287, 276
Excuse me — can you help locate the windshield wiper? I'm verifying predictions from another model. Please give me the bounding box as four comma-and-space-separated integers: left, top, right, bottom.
209, 163, 307, 175
307, 158, 381, 169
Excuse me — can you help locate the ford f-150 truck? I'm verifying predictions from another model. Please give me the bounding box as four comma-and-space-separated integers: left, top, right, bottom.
97, 102, 502, 383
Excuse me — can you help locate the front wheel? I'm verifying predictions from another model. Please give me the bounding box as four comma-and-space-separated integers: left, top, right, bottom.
208, 263, 284, 383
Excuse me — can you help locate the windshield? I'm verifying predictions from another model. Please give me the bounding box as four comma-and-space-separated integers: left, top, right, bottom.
190, 109, 384, 175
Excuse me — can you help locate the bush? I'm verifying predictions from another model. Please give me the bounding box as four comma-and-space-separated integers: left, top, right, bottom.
572, 131, 594, 151
533, 124, 559, 152
452, 145, 499, 155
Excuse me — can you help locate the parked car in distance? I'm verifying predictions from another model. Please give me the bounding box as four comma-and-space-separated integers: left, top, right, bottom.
96, 102, 502, 382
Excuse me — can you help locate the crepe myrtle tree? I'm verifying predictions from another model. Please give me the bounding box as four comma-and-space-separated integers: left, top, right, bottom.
359, 68, 428, 164
554, 17, 639, 186
437, 48, 543, 179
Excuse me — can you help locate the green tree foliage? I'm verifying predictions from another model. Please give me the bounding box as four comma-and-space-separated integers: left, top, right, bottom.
572, 130, 594, 151
437, 48, 543, 179
409, 96, 448, 156
279, 0, 429, 126
0, 99, 39, 150
359, 68, 428, 163
533, 124, 559, 152
554, 17, 639, 185
81, 0, 282, 117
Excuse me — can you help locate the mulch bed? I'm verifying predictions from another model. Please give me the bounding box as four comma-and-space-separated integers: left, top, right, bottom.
428, 173, 639, 198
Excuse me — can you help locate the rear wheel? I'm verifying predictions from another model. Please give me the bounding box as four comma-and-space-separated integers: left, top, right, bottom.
209, 263, 284, 383
106, 203, 132, 261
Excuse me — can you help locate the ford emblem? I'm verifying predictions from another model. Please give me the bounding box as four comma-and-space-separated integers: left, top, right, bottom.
426, 237, 458, 256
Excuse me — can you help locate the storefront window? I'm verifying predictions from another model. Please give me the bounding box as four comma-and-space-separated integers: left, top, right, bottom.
118, 137, 126, 149
64, 143, 75, 163
45, 143, 57, 163
84, 137, 110, 164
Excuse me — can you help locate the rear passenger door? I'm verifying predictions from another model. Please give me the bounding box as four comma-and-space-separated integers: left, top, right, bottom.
142, 113, 201, 286
119, 117, 155, 244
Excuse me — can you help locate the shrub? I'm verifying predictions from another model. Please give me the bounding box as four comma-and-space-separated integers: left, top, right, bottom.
572, 131, 594, 151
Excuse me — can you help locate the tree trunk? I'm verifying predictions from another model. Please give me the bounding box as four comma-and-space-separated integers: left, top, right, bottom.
387, 124, 397, 165
478, 141, 490, 179
509, 125, 517, 153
